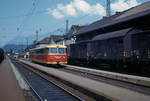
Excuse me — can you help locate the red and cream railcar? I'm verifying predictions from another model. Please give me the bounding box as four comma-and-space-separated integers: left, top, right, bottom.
30, 45, 67, 64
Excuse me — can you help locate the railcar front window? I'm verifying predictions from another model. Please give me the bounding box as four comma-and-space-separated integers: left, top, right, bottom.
58, 48, 65, 54
50, 48, 57, 54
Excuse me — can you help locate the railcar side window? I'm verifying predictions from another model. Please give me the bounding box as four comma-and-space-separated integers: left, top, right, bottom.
58, 48, 65, 54
44, 48, 49, 54
50, 48, 57, 54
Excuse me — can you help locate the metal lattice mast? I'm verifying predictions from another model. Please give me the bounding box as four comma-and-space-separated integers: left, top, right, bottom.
36, 30, 38, 42
106, 0, 111, 17
66, 20, 69, 34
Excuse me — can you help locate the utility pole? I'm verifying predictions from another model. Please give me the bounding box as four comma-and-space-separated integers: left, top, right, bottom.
26, 38, 28, 50
66, 20, 69, 34
106, 0, 111, 17
36, 30, 38, 43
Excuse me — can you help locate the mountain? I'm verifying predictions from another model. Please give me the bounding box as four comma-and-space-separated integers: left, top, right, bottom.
6, 28, 66, 46
3, 28, 66, 52
3, 44, 27, 52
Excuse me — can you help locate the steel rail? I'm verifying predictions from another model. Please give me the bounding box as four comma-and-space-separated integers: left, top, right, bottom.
13, 61, 85, 101
22, 74, 43, 101
41, 75, 85, 101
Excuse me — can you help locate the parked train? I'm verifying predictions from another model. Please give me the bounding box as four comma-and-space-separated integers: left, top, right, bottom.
30, 44, 67, 65
68, 27, 150, 74
0, 48, 5, 63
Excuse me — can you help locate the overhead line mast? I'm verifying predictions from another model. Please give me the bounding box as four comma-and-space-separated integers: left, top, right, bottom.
66, 20, 69, 34
106, 0, 111, 17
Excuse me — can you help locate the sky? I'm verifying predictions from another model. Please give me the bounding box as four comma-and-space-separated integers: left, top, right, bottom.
0, 0, 149, 47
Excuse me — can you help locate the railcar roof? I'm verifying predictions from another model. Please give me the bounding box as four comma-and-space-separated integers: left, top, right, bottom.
46, 45, 67, 48
31, 44, 67, 50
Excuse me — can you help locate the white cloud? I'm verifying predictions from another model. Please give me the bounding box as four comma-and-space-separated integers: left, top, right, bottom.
73, 0, 91, 14
57, 4, 77, 16
47, 8, 64, 19
111, 0, 140, 12
47, 0, 106, 19
92, 3, 106, 16
47, 0, 142, 19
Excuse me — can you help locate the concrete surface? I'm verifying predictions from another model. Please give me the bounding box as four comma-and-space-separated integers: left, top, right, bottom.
0, 58, 26, 101
20, 59, 150, 101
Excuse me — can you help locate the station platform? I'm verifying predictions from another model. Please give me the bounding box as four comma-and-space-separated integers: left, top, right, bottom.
63, 64, 150, 87
0, 58, 26, 101
20, 59, 150, 101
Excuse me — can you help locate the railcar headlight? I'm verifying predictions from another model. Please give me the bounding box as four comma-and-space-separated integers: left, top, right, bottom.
62, 59, 65, 62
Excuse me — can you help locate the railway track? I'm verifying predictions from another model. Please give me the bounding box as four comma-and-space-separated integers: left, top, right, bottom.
12, 60, 84, 101
17, 59, 150, 101
60, 65, 150, 95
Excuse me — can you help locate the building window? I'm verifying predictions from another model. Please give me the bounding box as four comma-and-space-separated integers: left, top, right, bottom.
123, 50, 131, 57
118, 39, 123, 44
133, 50, 139, 56
104, 52, 107, 57
148, 49, 150, 59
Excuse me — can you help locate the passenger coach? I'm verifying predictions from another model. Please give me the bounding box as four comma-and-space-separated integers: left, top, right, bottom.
30, 45, 67, 64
